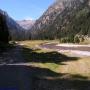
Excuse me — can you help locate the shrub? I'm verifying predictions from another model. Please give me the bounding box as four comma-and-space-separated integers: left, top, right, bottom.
74, 36, 80, 43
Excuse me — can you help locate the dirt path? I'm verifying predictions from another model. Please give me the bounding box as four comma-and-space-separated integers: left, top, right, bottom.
40, 43, 90, 56
40, 43, 90, 51
0, 45, 25, 64
0, 45, 34, 90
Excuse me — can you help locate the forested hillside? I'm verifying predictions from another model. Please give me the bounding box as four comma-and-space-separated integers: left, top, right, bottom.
30, 0, 90, 43
0, 9, 29, 40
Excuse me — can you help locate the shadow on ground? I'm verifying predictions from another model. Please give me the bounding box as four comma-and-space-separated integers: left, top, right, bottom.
22, 47, 79, 64
0, 65, 90, 90
0, 45, 90, 90
0, 65, 60, 90
0, 43, 14, 53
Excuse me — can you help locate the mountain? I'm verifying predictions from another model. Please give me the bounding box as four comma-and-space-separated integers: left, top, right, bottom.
17, 20, 35, 30
0, 9, 27, 40
30, 0, 90, 42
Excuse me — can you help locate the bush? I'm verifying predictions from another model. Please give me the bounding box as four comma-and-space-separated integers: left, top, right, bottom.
74, 36, 80, 43
60, 38, 67, 43
80, 37, 84, 42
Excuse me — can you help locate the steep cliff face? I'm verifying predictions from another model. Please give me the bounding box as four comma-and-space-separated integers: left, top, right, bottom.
30, 0, 90, 40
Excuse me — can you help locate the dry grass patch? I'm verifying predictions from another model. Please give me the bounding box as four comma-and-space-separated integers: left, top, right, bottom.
20, 40, 90, 79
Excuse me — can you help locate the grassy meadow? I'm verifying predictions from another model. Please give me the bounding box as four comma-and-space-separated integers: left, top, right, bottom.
17, 40, 90, 79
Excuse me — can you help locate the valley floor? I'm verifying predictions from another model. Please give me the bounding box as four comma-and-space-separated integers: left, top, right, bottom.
0, 40, 90, 90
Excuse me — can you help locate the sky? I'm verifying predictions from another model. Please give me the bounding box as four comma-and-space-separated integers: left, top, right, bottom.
0, 0, 54, 20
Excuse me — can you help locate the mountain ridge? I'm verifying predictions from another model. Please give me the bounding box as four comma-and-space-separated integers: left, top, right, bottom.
17, 20, 35, 30
30, 0, 90, 42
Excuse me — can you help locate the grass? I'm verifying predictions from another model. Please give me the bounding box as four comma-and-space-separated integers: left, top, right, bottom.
19, 40, 60, 70
18, 40, 59, 48
19, 40, 60, 72
15, 40, 90, 89
18, 40, 90, 79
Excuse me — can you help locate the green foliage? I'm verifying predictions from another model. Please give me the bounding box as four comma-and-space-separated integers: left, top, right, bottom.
60, 38, 68, 43
80, 36, 85, 42
74, 36, 80, 43
60, 34, 74, 43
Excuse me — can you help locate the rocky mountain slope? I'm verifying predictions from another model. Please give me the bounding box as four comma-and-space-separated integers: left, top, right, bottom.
30, 0, 90, 41
17, 20, 35, 30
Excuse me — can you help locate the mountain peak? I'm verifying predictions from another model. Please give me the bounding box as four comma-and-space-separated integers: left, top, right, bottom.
17, 20, 35, 30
